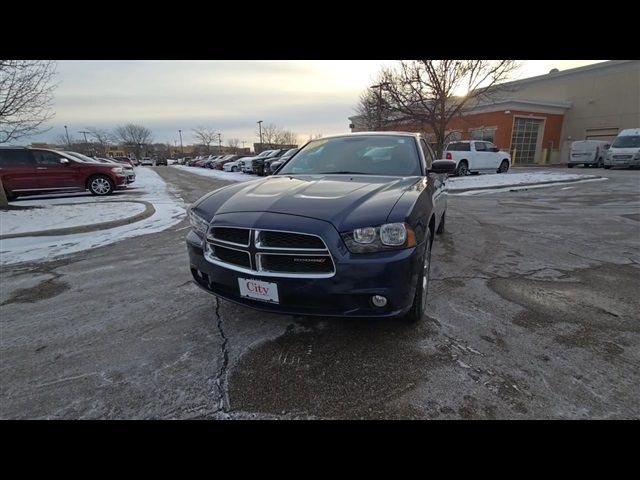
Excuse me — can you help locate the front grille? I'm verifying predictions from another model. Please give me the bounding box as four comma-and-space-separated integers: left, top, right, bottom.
210, 245, 251, 268
258, 231, 325, 250
211, 227, 249, 245
205, 227, 335, 278
259, 254, 333, 273
613, 155, 632, 160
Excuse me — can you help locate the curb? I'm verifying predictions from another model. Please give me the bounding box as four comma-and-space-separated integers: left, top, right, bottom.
0, 200, 156, 239
447, 176, 603, 194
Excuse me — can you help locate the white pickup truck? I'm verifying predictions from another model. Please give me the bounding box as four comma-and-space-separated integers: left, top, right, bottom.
444, 140, 511, 176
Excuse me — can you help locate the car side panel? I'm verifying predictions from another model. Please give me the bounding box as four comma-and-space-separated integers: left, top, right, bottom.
0, 149, 38, 191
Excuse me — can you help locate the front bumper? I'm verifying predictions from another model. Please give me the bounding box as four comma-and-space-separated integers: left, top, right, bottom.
185, 213, 424, 318
604, 156, 640, 167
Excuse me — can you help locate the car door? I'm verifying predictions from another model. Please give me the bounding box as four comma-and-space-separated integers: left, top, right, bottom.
473, 141, 492, 170
484, 141, 502, 169
32, 150, 81, 189
0, 149, 38, 191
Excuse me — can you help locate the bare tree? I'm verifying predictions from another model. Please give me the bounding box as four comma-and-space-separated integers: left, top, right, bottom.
276, 129, 299, 146
0, 60, 57, 143
358, 60, 520, 156
258, 123, 281, 148
227, 138, 240, 153
354, 89, 387, 131
85, 126, 114, 156
192, 126, 217, 154
114, 123, 153, 160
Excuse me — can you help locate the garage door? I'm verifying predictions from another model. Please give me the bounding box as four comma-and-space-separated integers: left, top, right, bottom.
585, 128, 619, 142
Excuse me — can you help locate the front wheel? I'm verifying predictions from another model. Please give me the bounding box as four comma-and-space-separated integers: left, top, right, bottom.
231, 166, 238, 172
88, 175, 114, 196
404, 230, 432, 323
603, 165, 611, 169
567, 164, 575, 168
497, 160, 509, 173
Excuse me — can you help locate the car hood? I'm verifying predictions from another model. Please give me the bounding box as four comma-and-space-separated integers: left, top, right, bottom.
197, 174, 421, 231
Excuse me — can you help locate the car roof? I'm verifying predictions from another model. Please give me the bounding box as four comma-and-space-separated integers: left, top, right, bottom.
316, 131, 420, 141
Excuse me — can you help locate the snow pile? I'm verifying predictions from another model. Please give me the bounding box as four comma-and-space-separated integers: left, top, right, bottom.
0, 202, 147, 236
171, 164, 256, 183
447, 171, 604, 194
0, 167, 186, 265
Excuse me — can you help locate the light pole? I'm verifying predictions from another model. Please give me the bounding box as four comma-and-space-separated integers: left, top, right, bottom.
64, 125, 71, 148
178, 129, 184, 155
257, 120, 263, 152
217, 132, 222, 155
78, 130, 90, 154
369, 82, 390, 130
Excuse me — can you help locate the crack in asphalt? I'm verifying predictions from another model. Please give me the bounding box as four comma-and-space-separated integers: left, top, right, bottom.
212, 297, 230, 416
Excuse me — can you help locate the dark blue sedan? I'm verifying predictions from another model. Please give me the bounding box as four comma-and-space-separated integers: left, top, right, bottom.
187, 132, 456, 321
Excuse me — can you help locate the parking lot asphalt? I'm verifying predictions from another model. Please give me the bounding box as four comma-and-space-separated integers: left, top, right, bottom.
1, 166, 638, 419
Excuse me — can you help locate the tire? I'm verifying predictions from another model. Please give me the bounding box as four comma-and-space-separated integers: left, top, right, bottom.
456, 160, 469, 176
87, 175, 114, 196
404, 229, 432, 323
603, 165, 611, 170
497, 160, 509, 173
567, 164, 575, 168
596, 158, 604, 168
436, 211, 445, 234
231, 166, 238, 172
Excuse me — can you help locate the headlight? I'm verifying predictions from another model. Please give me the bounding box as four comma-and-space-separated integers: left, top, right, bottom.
111, 167, 124, 174
188, 208, 209, 237
342, 222, 416, 253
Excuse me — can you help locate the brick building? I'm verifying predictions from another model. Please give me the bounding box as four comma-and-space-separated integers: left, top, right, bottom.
349, 60, 640, 165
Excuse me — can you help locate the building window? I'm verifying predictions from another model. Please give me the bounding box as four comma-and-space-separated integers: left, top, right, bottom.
470, 127, 496, 143
511, 117, 544, 164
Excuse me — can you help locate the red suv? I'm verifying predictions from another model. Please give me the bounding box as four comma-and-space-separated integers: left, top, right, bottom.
0, 147, 128, 200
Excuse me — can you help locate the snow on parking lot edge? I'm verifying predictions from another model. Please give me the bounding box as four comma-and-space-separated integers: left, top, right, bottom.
0, 167, 186, 265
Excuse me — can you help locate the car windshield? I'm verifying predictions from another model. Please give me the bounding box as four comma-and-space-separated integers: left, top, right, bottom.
611, 135, 640, 148
277, 135, 421, 176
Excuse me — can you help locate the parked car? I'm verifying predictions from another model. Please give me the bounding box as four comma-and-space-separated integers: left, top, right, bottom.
113, 156, 135, 167
64, 152, 136, 184
186, 132, 456, 322
444, 140, 511, 176
568, 140, 609, 168
0, 147, 128, 199
140, 157, 154, 166
223, 156, 251, 172
265, 148, 298, 175
156, 157, 168, 166
604, 128, 640, 169
242, 149, 288, 175
210, 155, 238, 170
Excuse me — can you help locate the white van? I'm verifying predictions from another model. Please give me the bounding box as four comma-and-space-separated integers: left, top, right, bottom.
568, 140, 609, 168
604, 128, 640, 169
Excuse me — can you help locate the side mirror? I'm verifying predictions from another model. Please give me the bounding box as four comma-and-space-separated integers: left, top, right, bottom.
60, 158, 70, 165
430, 159, 457, 174
492, 147, 500, 152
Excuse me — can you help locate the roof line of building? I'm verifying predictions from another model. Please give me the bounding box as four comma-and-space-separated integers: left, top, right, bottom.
498, 60, 635, 88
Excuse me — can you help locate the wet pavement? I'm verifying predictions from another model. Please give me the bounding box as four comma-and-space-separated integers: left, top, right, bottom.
1, 167, 639, 419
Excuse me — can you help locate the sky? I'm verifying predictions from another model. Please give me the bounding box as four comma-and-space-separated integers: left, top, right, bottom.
22, 60, 606, 148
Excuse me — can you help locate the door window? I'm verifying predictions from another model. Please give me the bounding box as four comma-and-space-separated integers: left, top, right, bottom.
33, 151, 64, 165
474, 142, 487, 152
0, 149, 34, 165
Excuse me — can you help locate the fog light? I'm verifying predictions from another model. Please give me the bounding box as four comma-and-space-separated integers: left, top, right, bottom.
372, 295, 387, 307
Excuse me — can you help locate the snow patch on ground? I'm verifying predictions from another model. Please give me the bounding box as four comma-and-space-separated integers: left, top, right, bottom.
450, 177, 608, 195
171, 164, 257, 183
447, 171, 600, 191
1, 202, 147, 236
0, 167, 186, 265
